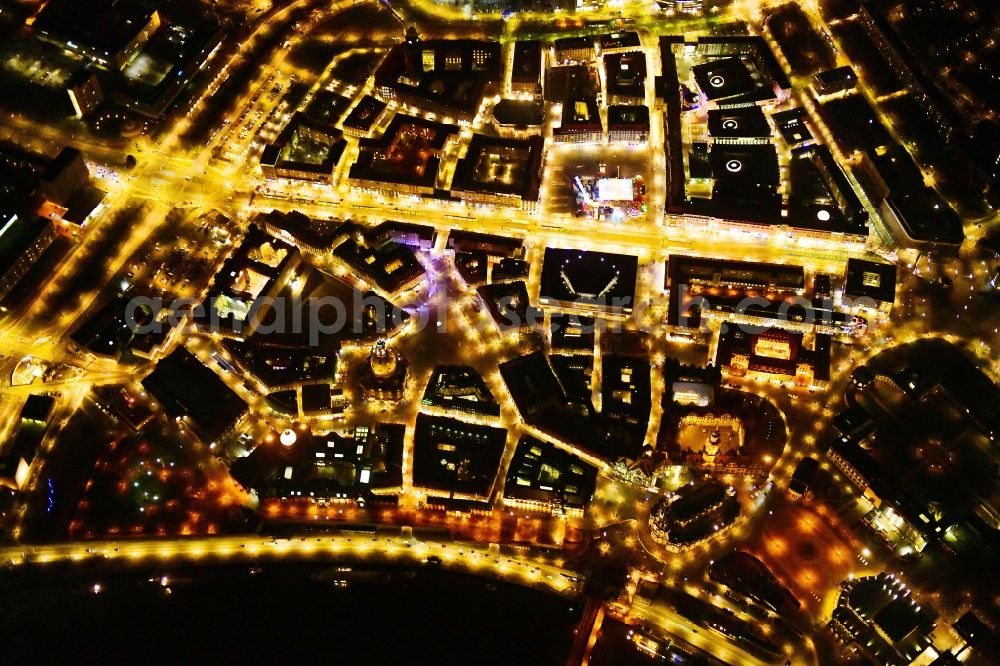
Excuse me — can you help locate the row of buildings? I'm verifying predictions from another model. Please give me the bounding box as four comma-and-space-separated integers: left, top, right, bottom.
0, 147, 105, 302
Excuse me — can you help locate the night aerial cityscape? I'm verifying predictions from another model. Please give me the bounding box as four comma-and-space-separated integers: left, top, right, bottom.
1, 0, 999, 662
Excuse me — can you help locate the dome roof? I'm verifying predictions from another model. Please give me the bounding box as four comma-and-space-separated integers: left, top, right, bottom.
369, 340, 398, 379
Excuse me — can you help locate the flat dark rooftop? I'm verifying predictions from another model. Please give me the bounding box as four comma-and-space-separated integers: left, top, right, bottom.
303, 90, 353, 126
607, 105, 649, 129
599, 31, 640, 51
554, 36, 594, 52
771, 107, 813, 145
451, 134, 544, 202
707, 106, 771, 138
141, 348, 248, 443
844, 258, 897, 304
492, 99, 544, 127
710, 143, 779, 187
539, 248, 638, 312
666, 254, 805, 291
301, 383, 333, 413
692, 57, 755, 101
511, 41, 542, 84
0, 215, 51, 275
411, 413, 507, 498
787, 145, 868, 235
222, 340, 335, 389
342, 95, 388, 134
20, 394, 56, 423
604, 52, 646, 99
874, 598, 922, 642
503, 434, 597, 509
885, 192, 964, 245
477, 280, 539, 331
447, 230, 522, 256
815, 65, 858, 88
670, 482, 726, 523
349, 114, 458, 189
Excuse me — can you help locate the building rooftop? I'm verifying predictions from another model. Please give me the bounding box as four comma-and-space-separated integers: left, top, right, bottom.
787, 145, 869, 235
835, 573, 937, 664
500, 351, 645, 462
349, 114, 458, 190
666, 254, 805, 291
510, 41, 542, 86
222, 340, 335, 390
607, 105, 650, 130
301, 383, 336, 414
0, 213, 50, 276
451, 134, 545, 204
34, 0, 159, 61
454, 251, 488, 286
421, 365, 500, 418
257, 209, 343, 251
374, 39, 501, 118
231, 423, 404, 500
341, 95, 388, 135
549, 313, 595, 351
492, 99, 544, 128
539, 247, 639, 314
197, 223, 298, 336
477, 280, 539, 331
708, 551, 800, 615
604, 52, 646, 100
558, 96, 602, 133
20, 394, 56, 424
814, 65, 858, 90
331, 221, 425, 294
599, 31, 641, 51
885, 192, 964, 245
707, 106, 771, 138
716, 325, 832, 383
554, 36, 594, 53
446, 230, 522, 256
371, 220, 436, 249
302, 90, 353, 127
844, 258, 897, 304
710, 142, 780, 191
260, 112, 346, 178
771, 107, 813, 145
692, 57, 756, 101
411, 413, 507, 499
503, 435, 597, 510
141, 347, 248, 444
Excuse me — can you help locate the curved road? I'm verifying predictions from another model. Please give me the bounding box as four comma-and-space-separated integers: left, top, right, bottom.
1, 533, 584, 598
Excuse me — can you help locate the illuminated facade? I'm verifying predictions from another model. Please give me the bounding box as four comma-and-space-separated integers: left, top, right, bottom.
358, 340, 408, 402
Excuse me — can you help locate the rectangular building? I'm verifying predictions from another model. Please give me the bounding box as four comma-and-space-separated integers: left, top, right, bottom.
554, 97, 602, 144
347, 114, 458, 197
142, 348, 249, 445
450, 134, 545, 210
510, 41, 543, 95
503, 435, 597, 517
0, 213, 58, 302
